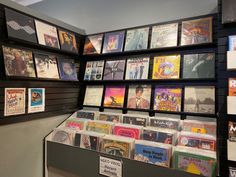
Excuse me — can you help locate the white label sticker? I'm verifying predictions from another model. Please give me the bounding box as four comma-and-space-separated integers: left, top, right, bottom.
99, 156, 122, 177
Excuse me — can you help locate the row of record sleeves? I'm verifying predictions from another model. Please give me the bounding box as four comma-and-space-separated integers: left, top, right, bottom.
5, 8, 79, 53
2, 45, 78, 81
83, 17, 213, 55
83, 54, 215, 81
47, 110, 217, 177
83, 85, 216, 115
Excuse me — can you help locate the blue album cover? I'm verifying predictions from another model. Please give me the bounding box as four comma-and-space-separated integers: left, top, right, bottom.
134, 143, 169, 167
229, 35, 236, 51
102, 31, 125, 53
30, 88, 43, 106
143, 129, 174, 145
58, 58, 78, 81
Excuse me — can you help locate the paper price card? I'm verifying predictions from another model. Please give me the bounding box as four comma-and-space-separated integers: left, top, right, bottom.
99, 156, 122, 177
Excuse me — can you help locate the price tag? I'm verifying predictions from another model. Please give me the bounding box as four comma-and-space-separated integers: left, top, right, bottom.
99, 156, 122, 177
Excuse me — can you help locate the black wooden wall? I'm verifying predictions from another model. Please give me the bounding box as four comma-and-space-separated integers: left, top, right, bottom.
0, 4, 84, 125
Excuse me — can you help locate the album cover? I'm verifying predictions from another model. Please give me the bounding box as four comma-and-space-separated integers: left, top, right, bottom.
127, 85, 151, 110
76, 110, 96, 120
83, 34, 103, 55
34, 53, 59, 79
84, 60, 104, 81
58, 29, 78, 53
178, 132, 216, 151
5, 8, 37, 43
65, 118, 86, 131
35, 20, 60, 49
98, 112, 122, 123
150, 23, 178, 48
229, 35, 236, 51
51, 128, 75, 145
142, 127, 177, 145
2, 46, 36, 77
101, 135, 134, 158
134, 140, 172, 167
113, 124, 142, 139
102, 31, 125, 53
222, 0, 236, 24
229, 121, 236, 142
83, 85, 104, 106
125, 57, 149, 80
227, 51, 236, 70
86, 120, 113, 134
124, 27, 149, 51
184, 86, 215, 114
173, 146, 217, 177
229, 78, 236, 96
149, 117, 180, 130
153, 88, 182, 112
181, 17, 213, 46
4, 88, 26, 116
122, 114, 148, 127
152, 55, 180, 79
183, 53, 215, 79
103, 59, 125, 80
103, 86, 126, 108
182, 119, 217, 136
57, 58, 78, 81
229, 167, 236, 177
28, 88, 45, 113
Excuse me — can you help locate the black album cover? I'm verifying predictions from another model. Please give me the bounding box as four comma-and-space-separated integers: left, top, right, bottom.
229, 121, 236, 142
5, 8, 37, 43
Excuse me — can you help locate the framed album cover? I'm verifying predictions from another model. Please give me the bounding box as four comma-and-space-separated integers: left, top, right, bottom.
57, 58, 78, 81
83, 34, 103, 55
150, 23, 178, 48
28, 88, 45, 113
34, 53, 60, 79
127, 85, 151, 110
103, 59, 125, 80
84, 60, 104, 81
183, 53, 215, 79
35, 20, 60, 49
58, 29, 78, 53
5, 88, 26, 116
103, 86, 126, 108
181, 17, 213, 46
2, 46, 36, 77
5, 8, 37, 43
184, 86, 215, 114
102, 31, 125, 53
124, 27, 149, 51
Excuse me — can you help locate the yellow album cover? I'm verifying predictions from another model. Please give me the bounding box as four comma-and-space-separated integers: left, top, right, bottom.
152, 55, 180, 79
86, 121, 113, 134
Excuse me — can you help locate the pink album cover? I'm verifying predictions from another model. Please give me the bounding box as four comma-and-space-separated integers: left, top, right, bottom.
113, 125, 141, 139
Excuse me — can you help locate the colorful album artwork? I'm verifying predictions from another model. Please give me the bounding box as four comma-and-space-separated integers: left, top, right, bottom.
57, 58, 78, 81
184, 86, 215, 114
183, 53, 215, 79
124, 27, 149, 51
65, 119, 86, 131
153, 88, 182, 112
98, 113, 121, 123
5, 8, 37, 43
125, 57, 149, 80
103, 59, 125, 80
83, 34, 103, 54
34, 53, 59, 79
103, 86, 126, 108
127, 85, 151, 110
79, 133, 101, 151
150, 23, 178, 48
229, 78, 236, 96
2, 46, 36, 77
102, 31, 125, 53
229, 35, 236, 51
28, 88, 45, 113
84, 60, 104, 81
152, 55, 180, 79
181, 17, 213, 46
113, 125, 142, 139
35, 20, 60, 49
83, 85, 104, 106
58, 29, 78, 53
4, 88, 26, 116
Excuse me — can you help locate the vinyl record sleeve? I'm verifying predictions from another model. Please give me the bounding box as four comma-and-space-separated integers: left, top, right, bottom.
122, 114, 148, 127
113, 124, 142, 140
103, 86, 126, 108
149, 117, 180, 130
103, 59, 125, 80
83, 85, 104, 106
28, 88, 45, 113
86, 120, 113, 134
57, 58, 78, 81
102, 31, 125, 53
229, 78, 236, 96
229, 121, 236, 142
84, 60, 104, 81
58, 29, 78, 53
83, 34, 103, 54
98, 112, 122, 123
